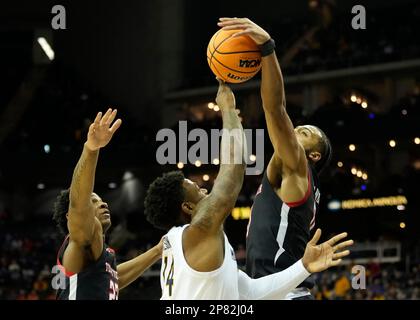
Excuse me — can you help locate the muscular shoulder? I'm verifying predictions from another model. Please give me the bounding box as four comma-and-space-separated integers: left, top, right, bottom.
267, 151, 309, 203
64, 219, 104, 273
182, 225, 225, 272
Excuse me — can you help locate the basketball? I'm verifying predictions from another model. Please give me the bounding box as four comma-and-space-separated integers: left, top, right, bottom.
207, 29, 262, 83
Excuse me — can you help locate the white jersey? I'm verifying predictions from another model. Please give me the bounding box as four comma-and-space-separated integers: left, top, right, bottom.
160, 225, 240, 300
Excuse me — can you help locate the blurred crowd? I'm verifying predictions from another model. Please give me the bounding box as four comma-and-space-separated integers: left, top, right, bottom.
312, 262, 420, 300
0, 225, 58, 300
1, 226, 420, 300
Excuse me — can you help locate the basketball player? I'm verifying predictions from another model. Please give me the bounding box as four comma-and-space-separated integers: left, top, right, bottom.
218, 17, 333, 299
53, 108, 162, 300
144, 81, 352, 299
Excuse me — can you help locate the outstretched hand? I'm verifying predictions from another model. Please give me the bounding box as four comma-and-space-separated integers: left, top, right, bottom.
302, 229, 353, 273
85, 108, 122, 151
217, 17, 271, 45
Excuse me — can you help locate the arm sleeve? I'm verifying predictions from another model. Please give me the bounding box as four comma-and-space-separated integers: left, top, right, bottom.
237, 259, 311, 300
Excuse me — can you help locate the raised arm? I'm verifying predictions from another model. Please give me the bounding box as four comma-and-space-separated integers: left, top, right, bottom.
218, 18, 306, 175
238, 229, 353, 300
190, 80, 246, 233
67, 108, 122, 245
117, 238, 163, 290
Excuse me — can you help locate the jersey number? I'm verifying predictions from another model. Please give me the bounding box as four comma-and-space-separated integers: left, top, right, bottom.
163, 256, 174, 296
109, 279, 118, 300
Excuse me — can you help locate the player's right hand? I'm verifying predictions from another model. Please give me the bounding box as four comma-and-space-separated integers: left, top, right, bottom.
85, 108, 122, 151
218, 17, 271, 46
215, 78, 236, 112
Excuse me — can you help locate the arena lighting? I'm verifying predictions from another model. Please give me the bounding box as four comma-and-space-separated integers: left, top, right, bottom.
195, 160, 202, 167
389, 140, 396, 148
356, 170, 363, 177
356, 97, 362, 104
231, 207, 251, 220
177, 162, 184, 169
397, 205, 405, 211
108, 182, 117, 189
249, 154, 257, 162
341, 195, 407, 210
351, 168, 357, 175
361, 101, 368, 108
361, 184, 367, 191
327, 200, 341, 211
212, 158, 220, 165
207, 102, 214, 109
400, 222, 406, 229
369, 113, 375, 119
362, 173, 368, 180
414, 137, 420, 145
350, 95, 357, 102
203, 174, 210, 181
337, 161, 343, 167
213, 105, 220, 112
44, 144, 50, 154
349, 144, 356, 151
123, 171, 134, 181
37, 183, 45, 190
401, 109, 407, 115
37, 37, 55, 60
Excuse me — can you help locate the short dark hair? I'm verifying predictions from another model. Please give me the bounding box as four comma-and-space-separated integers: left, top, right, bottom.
144, 171, 186, 230
53, 189, 70, 236
312, 126, 333, 175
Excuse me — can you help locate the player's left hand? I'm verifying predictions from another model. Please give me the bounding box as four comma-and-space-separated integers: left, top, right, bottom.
85, 108, 122, 151
302, 229, 353, 273
217, 17, 271, 45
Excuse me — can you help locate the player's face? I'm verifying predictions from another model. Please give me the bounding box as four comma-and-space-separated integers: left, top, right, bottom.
182, 179, 208, 205
91, 193, 112, 233
294, 125, 322, 152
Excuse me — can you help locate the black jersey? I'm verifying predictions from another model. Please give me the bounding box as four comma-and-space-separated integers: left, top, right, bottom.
56, 235, 119, 300
246, 167, 320, 288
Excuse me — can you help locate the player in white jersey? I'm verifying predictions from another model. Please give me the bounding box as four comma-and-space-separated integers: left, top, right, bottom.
144, 80, 353, 300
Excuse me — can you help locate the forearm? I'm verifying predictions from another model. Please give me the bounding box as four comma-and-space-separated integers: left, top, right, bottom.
261, 52, 286, 112
238, 260, 310, 300
69, 143, 99, 209
192, 110, 246, 230
117, 245, 161, 290
214, 109, 246, 197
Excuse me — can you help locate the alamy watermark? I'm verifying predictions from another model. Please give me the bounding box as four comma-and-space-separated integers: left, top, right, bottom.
351, 265, 366, 290
352, 5, 366, 30
51, 5, 66, 30
155, 121, 264, 175
51, 265, 66, 290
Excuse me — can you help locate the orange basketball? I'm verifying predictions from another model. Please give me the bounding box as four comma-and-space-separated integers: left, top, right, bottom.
207, 29, 261, 84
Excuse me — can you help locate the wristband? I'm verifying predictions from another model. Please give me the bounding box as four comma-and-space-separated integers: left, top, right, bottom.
260, 38, 276, 57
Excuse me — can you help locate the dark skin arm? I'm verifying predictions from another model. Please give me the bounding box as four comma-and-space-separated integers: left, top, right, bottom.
63, 108, 122, 274
117, 238, 163, 290
183, 80, 246, 272
218, 18, 308, 203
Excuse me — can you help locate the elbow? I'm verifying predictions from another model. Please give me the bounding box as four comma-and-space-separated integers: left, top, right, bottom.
218, 196, 236, 213
214, 191, 238, 215
69, 190, 91, 211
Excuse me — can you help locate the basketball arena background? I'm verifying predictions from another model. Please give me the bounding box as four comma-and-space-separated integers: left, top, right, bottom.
0, 0, 419, 300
